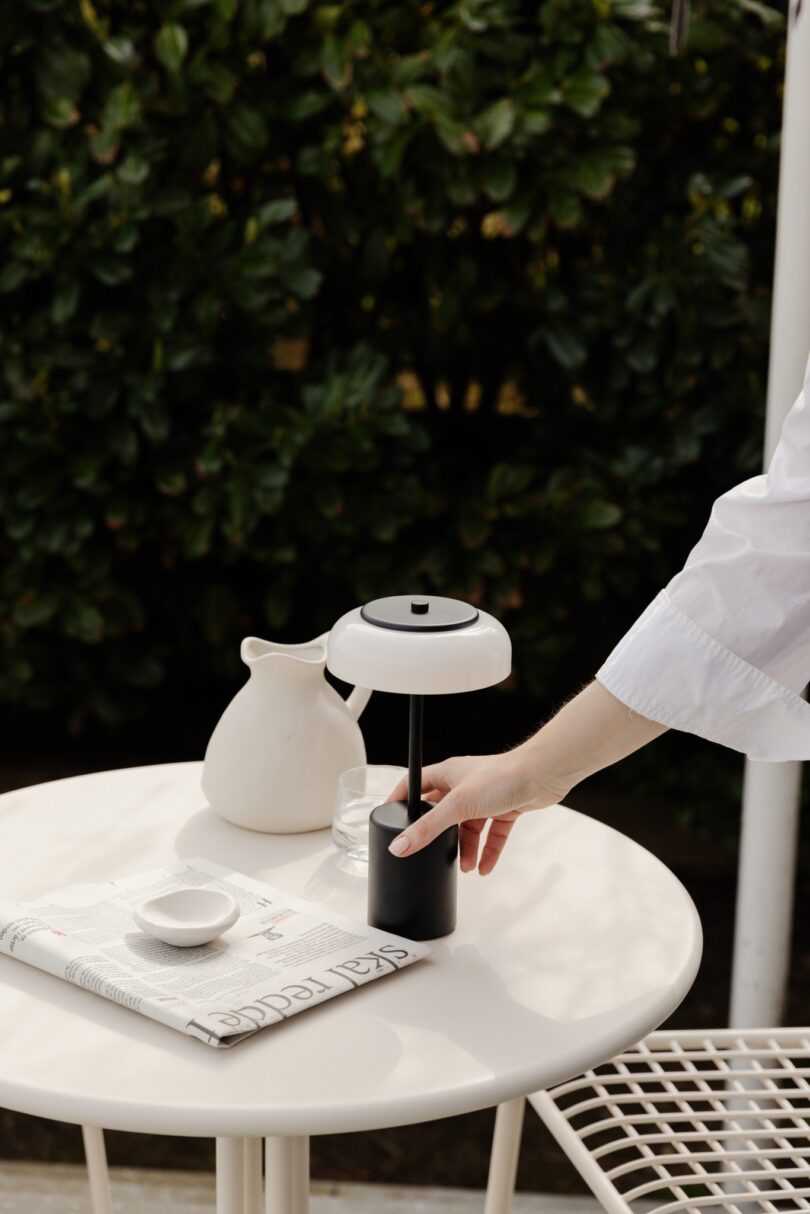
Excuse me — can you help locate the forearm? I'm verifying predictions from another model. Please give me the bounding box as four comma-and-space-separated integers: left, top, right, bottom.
516, 679, 668, 796
386, 680, 668, 865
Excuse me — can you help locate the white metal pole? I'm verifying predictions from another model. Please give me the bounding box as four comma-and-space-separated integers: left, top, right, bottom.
265, 1136, 309, 1214
730, 760, 803, 1025
81, 1125, 113, 1214
484, 1098, 525, 1214
217, 1137, 247, 1214
729, 0, 810, 1029
243, 1137, 264, 1214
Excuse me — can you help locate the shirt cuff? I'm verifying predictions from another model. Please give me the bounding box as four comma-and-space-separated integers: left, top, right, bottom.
595, 589, 810, 761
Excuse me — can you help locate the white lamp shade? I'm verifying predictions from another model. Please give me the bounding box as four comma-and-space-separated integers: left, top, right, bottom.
326, 595, 511, 695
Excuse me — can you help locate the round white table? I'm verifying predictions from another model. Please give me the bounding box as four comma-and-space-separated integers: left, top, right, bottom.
0, 763, 702, 1213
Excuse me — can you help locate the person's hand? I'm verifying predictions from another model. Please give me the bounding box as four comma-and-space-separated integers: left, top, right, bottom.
384, 751, 569, 875
383, 680, 668, 876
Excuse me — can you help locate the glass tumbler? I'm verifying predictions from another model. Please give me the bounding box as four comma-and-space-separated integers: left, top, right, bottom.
332, 765, 406, 865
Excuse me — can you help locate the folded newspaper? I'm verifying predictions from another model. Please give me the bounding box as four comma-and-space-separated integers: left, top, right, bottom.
0, 858, 430, 1047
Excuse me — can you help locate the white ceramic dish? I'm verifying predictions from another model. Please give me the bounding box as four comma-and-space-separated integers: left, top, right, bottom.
133, 888, 240, 947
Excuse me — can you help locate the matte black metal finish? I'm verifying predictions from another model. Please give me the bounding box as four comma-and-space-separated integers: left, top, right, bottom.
360, 595, 479, 632
368, 800, 458, 940
408, 694, 424, 823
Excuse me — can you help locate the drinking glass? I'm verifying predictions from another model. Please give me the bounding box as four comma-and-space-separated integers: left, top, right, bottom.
332, 765, 406, 865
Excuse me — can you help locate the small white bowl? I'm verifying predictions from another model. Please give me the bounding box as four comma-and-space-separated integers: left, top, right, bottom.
133, 888, 240, 947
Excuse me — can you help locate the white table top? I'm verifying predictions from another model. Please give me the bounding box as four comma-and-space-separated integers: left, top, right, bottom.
0, 763, 701, 1138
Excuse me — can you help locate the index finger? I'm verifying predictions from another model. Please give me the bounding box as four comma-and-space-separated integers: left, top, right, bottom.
387, 793, 461, 858
386, 763, 450, 806
387, 773, 409, 803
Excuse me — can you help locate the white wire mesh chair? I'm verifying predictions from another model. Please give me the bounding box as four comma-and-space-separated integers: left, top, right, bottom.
528, 1026, 810, 1214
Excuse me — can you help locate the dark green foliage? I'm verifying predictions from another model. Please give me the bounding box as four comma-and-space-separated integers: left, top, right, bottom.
0, 0, 784, 729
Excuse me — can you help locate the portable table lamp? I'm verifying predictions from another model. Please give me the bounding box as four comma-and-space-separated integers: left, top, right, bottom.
327, 595, 511, 940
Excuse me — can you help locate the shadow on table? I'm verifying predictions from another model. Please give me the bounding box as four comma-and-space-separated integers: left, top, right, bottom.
173, 806, 330, 872
174, 806, 369, 914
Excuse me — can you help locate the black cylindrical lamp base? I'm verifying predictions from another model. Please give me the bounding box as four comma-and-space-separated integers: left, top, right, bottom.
368, 799, 458, 941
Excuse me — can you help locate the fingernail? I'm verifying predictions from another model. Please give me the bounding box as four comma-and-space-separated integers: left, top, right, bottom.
388, 835, 410, 856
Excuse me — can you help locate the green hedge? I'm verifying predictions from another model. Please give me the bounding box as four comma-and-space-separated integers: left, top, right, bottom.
0, 0, 784, 729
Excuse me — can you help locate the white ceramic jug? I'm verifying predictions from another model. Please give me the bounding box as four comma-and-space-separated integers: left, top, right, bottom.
202, 633, 372, 833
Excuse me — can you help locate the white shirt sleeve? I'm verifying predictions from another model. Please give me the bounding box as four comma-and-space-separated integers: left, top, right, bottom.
595, 355, 810, 761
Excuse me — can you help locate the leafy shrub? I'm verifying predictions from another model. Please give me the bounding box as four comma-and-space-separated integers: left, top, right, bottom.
0, 0, 784, 731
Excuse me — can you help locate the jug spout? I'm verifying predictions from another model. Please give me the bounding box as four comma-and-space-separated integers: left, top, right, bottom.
346, 685, 372, 720
240, 634, 328, 672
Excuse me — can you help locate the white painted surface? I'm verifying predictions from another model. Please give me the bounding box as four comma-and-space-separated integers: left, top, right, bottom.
763, 3, 810, 461
531, 1025, 810, 1214
215, 1137, 245, 1214
484, 1097, 525, 1214
731, 1, 810, 1028
80, 1125, 112, 1214
0, 763, 701, 1137
266, 1137, 310, 1214
244, 1139, 263, 1214
731, 758, 802, 1026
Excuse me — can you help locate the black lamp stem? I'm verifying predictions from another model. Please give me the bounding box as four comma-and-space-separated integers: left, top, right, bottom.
407, 693, 424, 822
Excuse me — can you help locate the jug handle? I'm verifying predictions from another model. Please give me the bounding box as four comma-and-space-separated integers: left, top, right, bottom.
346, 685, 372, 720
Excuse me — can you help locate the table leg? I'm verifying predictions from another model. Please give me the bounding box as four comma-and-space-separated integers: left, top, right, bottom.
81, 1125, 113, 1214
217, 1137, 247, 1213
243, 1137, 264, 1214
265, 1135, 309, 1214
484, 1097, 525, 1214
